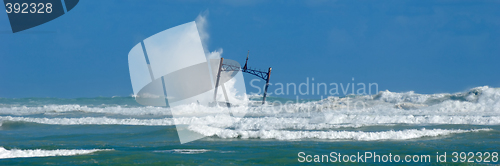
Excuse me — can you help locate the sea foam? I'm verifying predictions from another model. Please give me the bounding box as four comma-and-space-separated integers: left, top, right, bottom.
0, 86, 499, 141
188, 126, 491, 141
0, 147, 112, 159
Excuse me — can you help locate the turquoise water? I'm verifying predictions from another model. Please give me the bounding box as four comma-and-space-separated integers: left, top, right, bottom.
1, 87, 499, 165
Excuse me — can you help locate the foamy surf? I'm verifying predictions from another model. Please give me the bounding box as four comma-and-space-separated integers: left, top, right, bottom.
0, 86, 499, 116
0, 116, 176, 126
0, 105, 172, 116
0, 115, 239, 127
0, 115, 499, 129
154, 149, 211, 154
188, 127, 491, 141
0, 147, 112, 159
0, 86, 499, 142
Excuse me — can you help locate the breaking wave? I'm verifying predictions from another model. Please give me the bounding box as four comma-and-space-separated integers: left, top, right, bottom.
0, 86, 499, 140
153, 149, 211, 154
1, 86, 499, 116
0, 115, 499, 129
188, 126, 490, 141
0, 147, 112, 159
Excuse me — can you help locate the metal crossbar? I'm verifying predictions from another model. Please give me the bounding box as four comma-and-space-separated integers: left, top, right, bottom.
220, 64, 269, 81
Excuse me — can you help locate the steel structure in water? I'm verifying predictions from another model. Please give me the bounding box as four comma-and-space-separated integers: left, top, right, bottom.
213, 51, 272, 105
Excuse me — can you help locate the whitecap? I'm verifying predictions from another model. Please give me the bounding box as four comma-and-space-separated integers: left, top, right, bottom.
0, 147, 112, 159
188, 126, 491, 141
153, 149, 210, 154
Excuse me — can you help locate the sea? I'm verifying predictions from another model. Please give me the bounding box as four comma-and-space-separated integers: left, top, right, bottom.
0, 86, 499, 165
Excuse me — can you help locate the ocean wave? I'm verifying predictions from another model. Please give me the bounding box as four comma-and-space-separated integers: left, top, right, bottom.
0, 86, 499, 134
0, 115, 238, 127
0, 105, 172, 116
188, 126, 491, 141
3, 87, 500, 116
232, 115, 500, 130
153, 149, 211, 154
0, 87, 499, 118
0, 116, 175, 126
1, 114, 499, 130
0, 147, 112, 159
0, 103, 244, 117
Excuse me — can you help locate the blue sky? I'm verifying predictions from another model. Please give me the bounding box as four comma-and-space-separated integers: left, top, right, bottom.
1, 0, 499, 98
